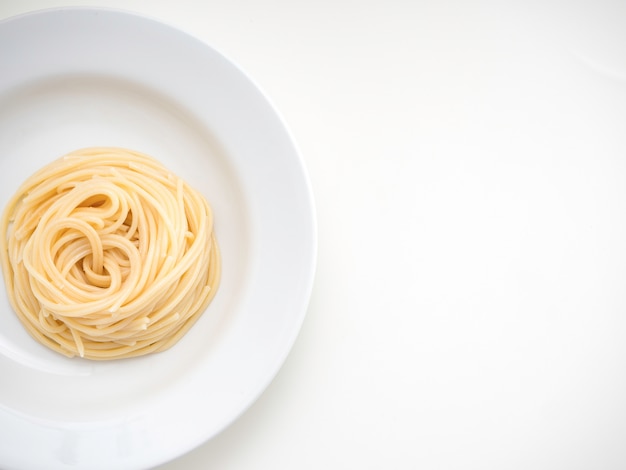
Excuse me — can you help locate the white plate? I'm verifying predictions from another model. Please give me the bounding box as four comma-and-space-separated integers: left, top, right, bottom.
0, 8, 316, 470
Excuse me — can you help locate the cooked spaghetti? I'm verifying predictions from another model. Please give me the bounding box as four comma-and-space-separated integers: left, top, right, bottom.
0, 147, 220, 360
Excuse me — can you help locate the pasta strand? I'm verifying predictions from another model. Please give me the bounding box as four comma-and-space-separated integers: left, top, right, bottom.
0, 147, 221, 360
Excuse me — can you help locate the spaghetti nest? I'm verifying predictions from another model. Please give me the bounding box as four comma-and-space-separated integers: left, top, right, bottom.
0, 147, 220, 360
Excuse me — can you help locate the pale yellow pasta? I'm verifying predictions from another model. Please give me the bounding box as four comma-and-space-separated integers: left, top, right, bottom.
0, 147, 221, 360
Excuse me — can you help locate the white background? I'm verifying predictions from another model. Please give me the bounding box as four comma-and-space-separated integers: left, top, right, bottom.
1, 1, 626, 469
